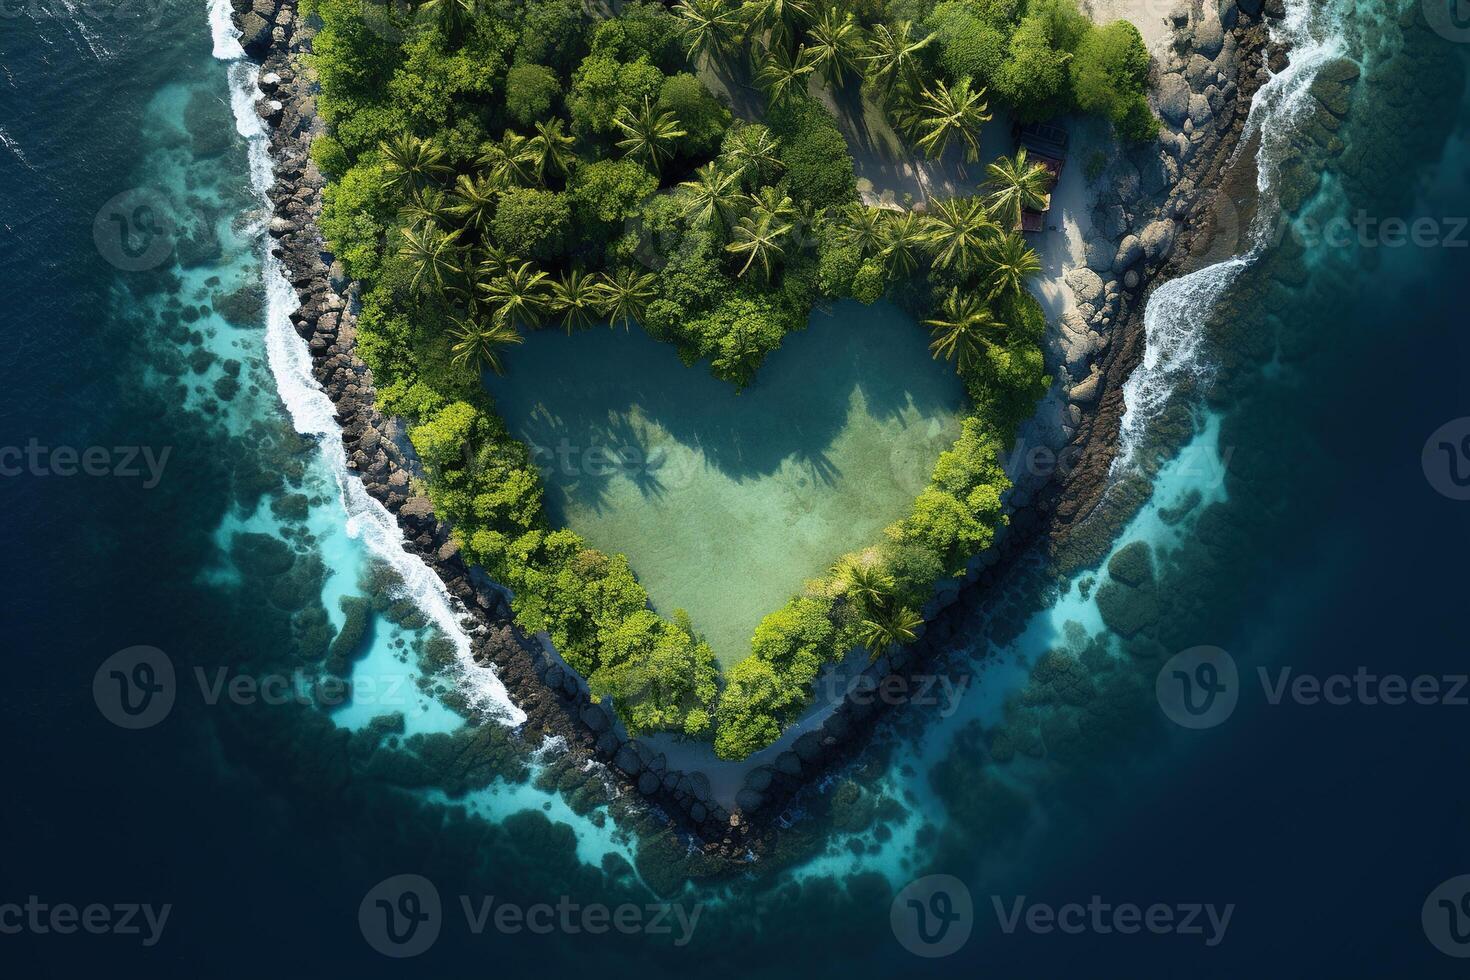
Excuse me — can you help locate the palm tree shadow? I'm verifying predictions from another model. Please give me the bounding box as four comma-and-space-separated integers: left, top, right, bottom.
484, 300, 967, 505
604, 413, 673, 502
793, 446, 842, 488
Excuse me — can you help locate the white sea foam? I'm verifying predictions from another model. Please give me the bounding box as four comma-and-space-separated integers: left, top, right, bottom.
0, 125, 37, 174
1115, 0, 1348, 469
55, 0, 111, 61
209, 0, 247, 60
209, 2, 525, 725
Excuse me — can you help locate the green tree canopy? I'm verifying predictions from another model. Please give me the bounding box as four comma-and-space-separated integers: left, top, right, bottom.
491, 187, 571, 259
504, 62, 560, 127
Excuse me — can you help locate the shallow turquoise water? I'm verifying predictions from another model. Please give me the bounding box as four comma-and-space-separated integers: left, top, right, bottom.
485, 300, 968, 664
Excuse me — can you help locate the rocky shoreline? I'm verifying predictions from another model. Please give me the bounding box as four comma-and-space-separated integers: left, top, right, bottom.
232, 0, 1275, 855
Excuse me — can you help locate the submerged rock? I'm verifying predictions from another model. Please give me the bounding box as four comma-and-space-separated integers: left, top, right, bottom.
1095, 579, 1161, 639
1108, 541, 1155, 587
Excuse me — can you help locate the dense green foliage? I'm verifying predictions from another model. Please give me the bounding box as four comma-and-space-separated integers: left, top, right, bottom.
302, 0, 1118, 758
1070, 20, 1156, 140
913, 0, 1154, 133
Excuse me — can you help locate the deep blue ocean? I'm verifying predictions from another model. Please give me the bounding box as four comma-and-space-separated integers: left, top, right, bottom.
2, 0, 1469, 975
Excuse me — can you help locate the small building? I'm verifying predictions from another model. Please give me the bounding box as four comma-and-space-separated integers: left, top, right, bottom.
1013, 121, 1068, 233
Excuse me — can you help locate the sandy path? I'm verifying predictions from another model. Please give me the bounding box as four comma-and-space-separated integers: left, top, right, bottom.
1082, 0, 1178, 53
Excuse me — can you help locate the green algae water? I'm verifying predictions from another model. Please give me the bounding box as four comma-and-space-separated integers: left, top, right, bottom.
485, 300, 966, 664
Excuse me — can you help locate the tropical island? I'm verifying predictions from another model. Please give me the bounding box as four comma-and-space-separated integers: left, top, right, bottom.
300, 0, 1157, 759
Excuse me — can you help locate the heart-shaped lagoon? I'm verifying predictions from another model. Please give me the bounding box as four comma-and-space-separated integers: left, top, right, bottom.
485, 299, 967, 665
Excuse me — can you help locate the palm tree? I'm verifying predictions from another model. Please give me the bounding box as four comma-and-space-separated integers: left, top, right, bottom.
479, 260, 550, 330
755, 42, 816, 108
905, 76, 991, 162
478, 133, 537, 188
592, 268, 658, 329
748, 185, 796, 225
448, 311, 523, 375
726, 210, 793, 280
526, 118, 576, 185
832, 553, 894, 606
858, 601, 923, 660
398, 224, 463, 298
379, 133, 452, 196
418, 0, 475, 36
678, 162, 747, 231
613, 97, 687, 173
839, 204, 886, 258
447, 173, 497, 233
863, 20, 932, 98
720, 124, 783, 187
807, 5, 867, 88
924, 287, 1002, 373
983, 147, 1053, 231
879, 210, 928, 278
674, 0, 744, 68
398, 186, 451, 229
711, 324, 766, 388
475, 243, 513, 284
549, 269, 601, 333
925, 196, 996, 274
984, 232, 1042, 300
740, 0, 812, 50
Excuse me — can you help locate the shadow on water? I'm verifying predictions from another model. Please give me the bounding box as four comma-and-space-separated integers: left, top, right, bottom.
487, 299, 961, 515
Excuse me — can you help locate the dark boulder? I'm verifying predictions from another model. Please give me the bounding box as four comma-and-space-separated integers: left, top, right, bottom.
237, 12, 272, 57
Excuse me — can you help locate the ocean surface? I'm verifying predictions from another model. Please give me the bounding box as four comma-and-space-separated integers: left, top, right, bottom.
2, 0, 1468, 975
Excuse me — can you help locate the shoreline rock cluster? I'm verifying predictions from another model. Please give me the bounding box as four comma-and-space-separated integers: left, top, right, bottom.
232, 0, 1273, 851
234, 0, 749, 851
